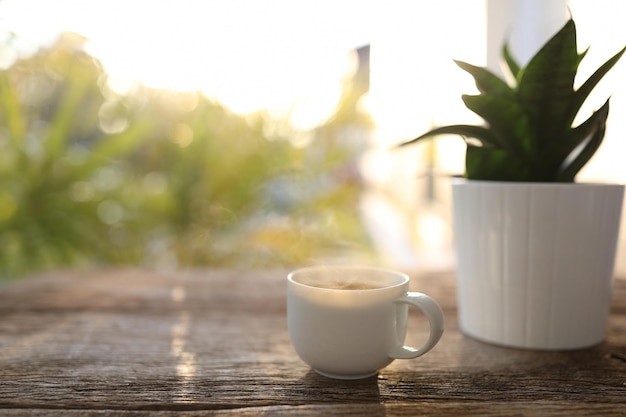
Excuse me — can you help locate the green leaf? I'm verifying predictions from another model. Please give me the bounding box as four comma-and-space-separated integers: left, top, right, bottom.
76, 119, 152, 179
455, 60, 514, 96
518, 19, 579, 143
0, 72, 26, 146
398, 124, 500, 149
557, 99, 610, 182
461, 94, 530, 156
465, 146, 530, 181
502, 43, 521, 81
558, 98, 610, 159
569, 46, 626, 126
45, 66, 92, 161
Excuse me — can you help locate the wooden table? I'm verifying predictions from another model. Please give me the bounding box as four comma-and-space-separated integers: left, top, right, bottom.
0, 268, 625, 416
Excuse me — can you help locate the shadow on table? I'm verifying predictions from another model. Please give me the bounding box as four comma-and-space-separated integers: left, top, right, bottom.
299, 370, 386, 415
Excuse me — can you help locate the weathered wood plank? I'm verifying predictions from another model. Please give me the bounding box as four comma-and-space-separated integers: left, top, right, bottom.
0, 402, 624, 417
0, 268, 625, 416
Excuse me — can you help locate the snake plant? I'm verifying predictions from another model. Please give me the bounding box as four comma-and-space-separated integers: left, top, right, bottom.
400, 19, 625, 182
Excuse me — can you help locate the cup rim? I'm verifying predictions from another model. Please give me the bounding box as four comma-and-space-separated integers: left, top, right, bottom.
287, 265, 409, 292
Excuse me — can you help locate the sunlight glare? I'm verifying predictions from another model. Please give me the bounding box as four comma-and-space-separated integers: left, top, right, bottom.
0, 0, 373, 131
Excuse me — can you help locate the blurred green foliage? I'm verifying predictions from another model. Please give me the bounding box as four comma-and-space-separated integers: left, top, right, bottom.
0, 34, 374, 280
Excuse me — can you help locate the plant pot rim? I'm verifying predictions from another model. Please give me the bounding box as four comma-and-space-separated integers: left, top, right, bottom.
452, 178, 625, 189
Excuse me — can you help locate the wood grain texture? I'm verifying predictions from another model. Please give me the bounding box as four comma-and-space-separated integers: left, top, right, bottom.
0, 268, 625, 416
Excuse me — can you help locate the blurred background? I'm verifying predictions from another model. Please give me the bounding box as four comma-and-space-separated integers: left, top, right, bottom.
1, 0, 625, 281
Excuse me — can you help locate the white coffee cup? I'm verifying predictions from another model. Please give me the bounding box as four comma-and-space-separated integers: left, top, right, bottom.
287, 265, 444, 380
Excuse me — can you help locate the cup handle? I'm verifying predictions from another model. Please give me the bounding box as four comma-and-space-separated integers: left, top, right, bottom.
388, 292, 445, 359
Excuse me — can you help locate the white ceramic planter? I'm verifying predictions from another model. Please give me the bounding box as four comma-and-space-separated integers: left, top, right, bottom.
452, 180, 624, 350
